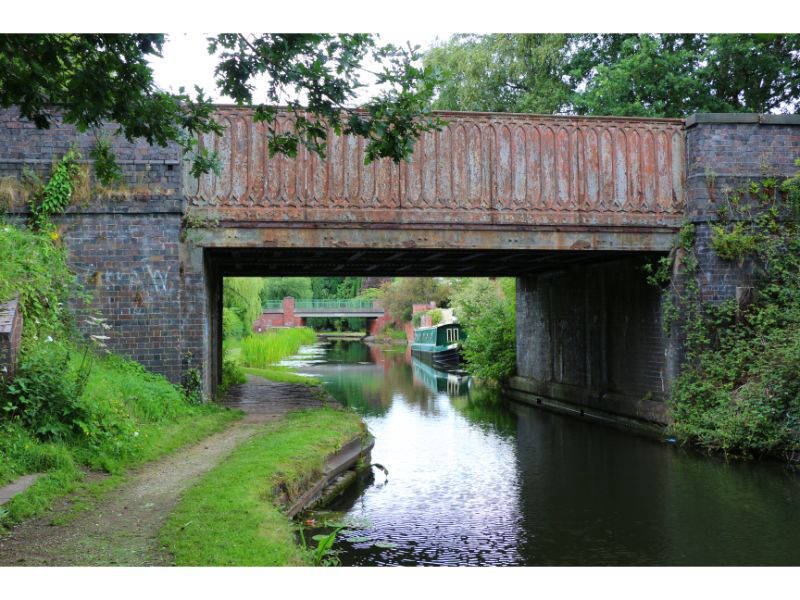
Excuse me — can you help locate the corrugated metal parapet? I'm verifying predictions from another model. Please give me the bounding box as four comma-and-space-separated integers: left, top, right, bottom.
184, 108, 686, 229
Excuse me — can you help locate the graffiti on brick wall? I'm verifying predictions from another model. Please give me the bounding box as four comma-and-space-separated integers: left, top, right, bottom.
97, 264, 173, 295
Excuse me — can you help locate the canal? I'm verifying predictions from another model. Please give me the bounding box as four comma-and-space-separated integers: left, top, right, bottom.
287, 340, 800, 566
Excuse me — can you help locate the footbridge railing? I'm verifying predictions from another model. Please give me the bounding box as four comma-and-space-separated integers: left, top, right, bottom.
262, 299, 384, 315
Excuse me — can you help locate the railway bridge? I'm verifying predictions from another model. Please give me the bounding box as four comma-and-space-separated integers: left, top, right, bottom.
2, 106, 798, 428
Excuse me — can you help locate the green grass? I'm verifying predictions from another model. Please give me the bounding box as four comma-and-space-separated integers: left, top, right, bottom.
241, 365, 321, 385
240, 327, 317, 367
0, 409, 240, 529
160, 407, 364, 566
224, 334, 318, 385
0, 349, 241, 529
0, 222, 242, 528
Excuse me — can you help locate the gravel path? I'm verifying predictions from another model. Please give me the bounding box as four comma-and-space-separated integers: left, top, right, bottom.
0, 375, 325, 566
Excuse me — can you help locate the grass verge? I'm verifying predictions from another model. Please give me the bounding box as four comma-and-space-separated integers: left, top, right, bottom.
0, 408, 240, 528
160, 407, 364, 566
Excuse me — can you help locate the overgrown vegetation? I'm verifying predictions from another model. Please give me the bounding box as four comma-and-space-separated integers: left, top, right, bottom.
0, 222, 79, 347
0, 222, 237, 527
450, 278, 516, 383
160, 407, 364, 566
658, 161, 800, 460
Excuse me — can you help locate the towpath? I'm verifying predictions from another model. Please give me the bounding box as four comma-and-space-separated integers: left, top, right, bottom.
0, 375, 323, 566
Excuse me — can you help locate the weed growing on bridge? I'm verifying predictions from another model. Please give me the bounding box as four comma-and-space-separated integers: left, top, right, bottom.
88, 137, 122, 186
659, 161, 800, 461
27, 150, 84, 231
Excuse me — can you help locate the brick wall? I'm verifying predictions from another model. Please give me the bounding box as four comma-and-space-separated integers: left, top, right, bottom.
252, 312, 287, 331
367, 313, 393, 336
685, 114, 800, 304
0, 107, 187, 383
514, 256, 669, 424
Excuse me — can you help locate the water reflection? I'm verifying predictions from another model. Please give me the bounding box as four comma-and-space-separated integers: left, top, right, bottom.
302, 340, 800, 566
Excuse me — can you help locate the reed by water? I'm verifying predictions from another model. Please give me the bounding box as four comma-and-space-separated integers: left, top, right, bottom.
240, 327, 317, 367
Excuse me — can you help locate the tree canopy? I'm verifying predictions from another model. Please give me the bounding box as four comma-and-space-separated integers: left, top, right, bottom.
0, 34, 442, 178
424, 34, 800, 117
381, 277, 450, 324
569, 34, 800, 116
259, 277, 313, 305
423, 34, 570, 114
223, 277, 263, 334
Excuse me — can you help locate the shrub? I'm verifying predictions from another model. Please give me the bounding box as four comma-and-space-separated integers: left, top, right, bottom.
428, 308, 443, 325
711, 222, 758, 263
219, 358, 247, 397
451, 278, 516, 383
0, 342, 85, 440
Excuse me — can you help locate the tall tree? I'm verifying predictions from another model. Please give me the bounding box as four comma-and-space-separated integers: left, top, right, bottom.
223, 277, 264, 334
260, 277, 313, 305
424, 34, 800, 118
0, 34, 442, 178
568, 34, 800, 117
381, 277, 450, 324
423, 34, 571, 114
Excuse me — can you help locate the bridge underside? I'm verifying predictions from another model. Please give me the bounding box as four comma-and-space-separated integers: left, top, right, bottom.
206, 245, 663, 278
197, 234, 673, 428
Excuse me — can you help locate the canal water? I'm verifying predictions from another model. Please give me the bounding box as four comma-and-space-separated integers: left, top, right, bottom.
289, 340, 800, 566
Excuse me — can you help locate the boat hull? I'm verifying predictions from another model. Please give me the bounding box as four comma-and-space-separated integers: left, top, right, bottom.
410, 345, 463, 371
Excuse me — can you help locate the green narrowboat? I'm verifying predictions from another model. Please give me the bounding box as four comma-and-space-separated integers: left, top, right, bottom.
410, 322, 466, 371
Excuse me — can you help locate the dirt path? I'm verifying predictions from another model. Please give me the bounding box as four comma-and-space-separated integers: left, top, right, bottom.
0, 375, 325, 566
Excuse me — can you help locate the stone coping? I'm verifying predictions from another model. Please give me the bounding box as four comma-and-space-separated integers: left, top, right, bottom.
686, 113, 800, 127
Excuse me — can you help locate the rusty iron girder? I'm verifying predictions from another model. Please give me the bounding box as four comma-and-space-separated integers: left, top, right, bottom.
184, 108, 686, 230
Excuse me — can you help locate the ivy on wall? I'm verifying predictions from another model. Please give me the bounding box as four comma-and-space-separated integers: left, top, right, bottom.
648, 159, 800, 461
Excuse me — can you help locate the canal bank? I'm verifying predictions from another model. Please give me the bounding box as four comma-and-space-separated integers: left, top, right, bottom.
302, 339, 800, 566
0, 372, 368, 566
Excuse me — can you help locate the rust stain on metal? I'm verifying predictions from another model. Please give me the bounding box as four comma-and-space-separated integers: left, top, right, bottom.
184, 108, 686, 230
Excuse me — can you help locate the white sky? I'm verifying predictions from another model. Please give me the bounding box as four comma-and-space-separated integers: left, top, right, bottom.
149, 33, 454, 105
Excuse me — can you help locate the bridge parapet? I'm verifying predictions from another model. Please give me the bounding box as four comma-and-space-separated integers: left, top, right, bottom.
184, 108, 686, 229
